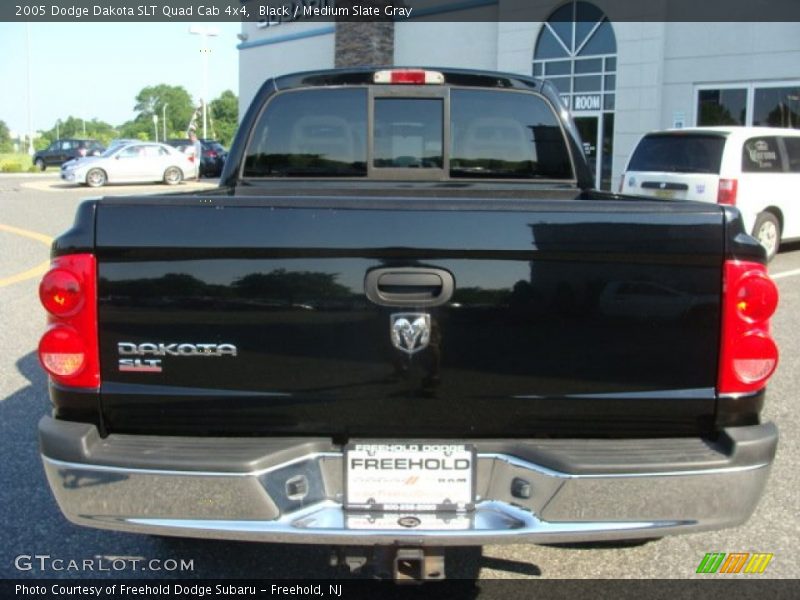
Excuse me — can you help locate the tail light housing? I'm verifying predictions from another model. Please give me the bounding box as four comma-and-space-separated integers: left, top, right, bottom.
718, 260, 779, 395
717, 178, 738, 206
373, 69, 445, 85
38, 254, 100, 389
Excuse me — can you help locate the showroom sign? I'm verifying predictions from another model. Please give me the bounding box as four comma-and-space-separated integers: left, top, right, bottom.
573, 95, 602, 111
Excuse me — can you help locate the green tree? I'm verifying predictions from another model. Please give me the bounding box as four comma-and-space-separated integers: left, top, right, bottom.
118, 118, 150, 140
34, 136, 51, 151
39, 117, 117, 146
128, 84, 196, 140
209, 90, 238, 146
0, 120, 12, 152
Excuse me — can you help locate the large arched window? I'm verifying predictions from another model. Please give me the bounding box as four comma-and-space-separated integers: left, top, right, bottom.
533, 1, 616, 112
533, 1, 617, 189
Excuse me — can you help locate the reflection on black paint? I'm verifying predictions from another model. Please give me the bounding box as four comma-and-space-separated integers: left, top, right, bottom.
102, 269, 360, 311
96, 209, 724, 437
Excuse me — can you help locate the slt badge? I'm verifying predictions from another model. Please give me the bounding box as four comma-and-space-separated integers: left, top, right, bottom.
390, 313, 431, 355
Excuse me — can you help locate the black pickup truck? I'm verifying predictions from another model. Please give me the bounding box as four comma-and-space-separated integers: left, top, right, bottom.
37, 68, 779, 581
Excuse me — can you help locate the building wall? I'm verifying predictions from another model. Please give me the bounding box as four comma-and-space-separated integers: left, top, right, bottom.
394, 21, 498, 69
496, 21, 536, 74
611, 22, 666, 187
336, 20, 394, 68
237, 22, 335, 117
661, 22, 800, 126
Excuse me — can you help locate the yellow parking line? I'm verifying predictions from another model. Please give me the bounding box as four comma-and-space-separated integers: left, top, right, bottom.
0, 222, 54, 246
0, 223, 54, 288
772, 267, 800, 280
0, 259, 51, 287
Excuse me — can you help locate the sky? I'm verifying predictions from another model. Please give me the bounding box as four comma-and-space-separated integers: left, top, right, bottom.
0, 22, 240, 136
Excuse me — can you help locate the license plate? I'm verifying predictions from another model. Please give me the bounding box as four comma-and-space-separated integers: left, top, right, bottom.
653, 189, 675, 198
345, 443, 475, 512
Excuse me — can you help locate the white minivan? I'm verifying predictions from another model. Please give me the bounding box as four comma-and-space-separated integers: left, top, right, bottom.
620, 127, 800, 260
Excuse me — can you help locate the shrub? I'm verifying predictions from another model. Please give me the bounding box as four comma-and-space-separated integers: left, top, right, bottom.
0, 161, 23, 173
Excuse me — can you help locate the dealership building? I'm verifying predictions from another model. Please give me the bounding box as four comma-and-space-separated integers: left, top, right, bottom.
237, 0, 800, 189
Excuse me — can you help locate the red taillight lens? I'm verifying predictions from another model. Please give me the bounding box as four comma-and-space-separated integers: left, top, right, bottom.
718, 260, 779, 394
39, 326, 86, 377
203, 150, 217, 158
78, 148, 87, 157
39, 268, 83, 316
37, 254, 99, 389
373, 69, 445, 85
717, 178, 738, 206
735, 272, 778, 323
390, 70, 426, 84
731, 333, 778, 384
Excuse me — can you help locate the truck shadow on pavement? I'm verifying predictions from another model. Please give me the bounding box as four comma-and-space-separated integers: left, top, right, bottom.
2, 352, 542, 582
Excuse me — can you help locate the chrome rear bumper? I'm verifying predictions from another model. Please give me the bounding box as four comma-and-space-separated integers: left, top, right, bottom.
39, 417, 777, 545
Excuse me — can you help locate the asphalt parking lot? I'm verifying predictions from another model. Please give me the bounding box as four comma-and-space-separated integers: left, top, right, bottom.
0, 173, 798, 583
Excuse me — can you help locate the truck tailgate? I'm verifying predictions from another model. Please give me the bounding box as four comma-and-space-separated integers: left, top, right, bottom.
95, 196, 723, 437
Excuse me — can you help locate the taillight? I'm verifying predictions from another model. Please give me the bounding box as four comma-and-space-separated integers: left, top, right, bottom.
39, 326, 87, 377
203, 150, 217, 158
40, 268, 83, 316
78, 148, 87, 157
373, 69, 445, 85
717, 178, 738, 206
37, 254, 99, 389
718, 260, 779, 395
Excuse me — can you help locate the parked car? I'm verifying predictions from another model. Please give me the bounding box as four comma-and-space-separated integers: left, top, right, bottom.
620, 126, 800, 260
60, 141, 194, 187
60, 139, 140, 171
165, 137, 193, 153
33, 139, 104, 170
38, 68, 779, 583
106, 138, 141, 151
199, 139, 227, 177
166, 138, 226, 177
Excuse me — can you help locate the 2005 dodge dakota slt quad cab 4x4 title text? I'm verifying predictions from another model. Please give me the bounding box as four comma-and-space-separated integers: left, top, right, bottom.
37, 68, 779, 581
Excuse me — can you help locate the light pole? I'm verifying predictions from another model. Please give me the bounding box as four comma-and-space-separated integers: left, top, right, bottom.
152, 114, 159, 142
188, 25, 219, 139
25, 23, 34, 155
162, 103, 168, 141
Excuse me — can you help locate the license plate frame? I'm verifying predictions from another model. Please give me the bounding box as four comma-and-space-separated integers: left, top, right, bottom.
344, 442, 476, 512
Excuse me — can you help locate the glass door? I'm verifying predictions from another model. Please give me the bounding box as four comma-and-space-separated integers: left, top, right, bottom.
601, 112, 615, 191
575, 115, 599, 188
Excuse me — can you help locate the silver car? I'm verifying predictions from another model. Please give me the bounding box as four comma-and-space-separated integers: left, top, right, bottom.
61, 142, 195, 187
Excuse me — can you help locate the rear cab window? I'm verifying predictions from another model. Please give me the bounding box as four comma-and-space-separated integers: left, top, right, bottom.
242, 87, 574, 181
244, 89, 368, 177
374, 98, 443, 168
627, 134, 726, 174
450, 89, 572, 179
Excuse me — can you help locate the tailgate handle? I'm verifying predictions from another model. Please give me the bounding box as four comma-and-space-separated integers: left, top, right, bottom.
365, 267, 455, 307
